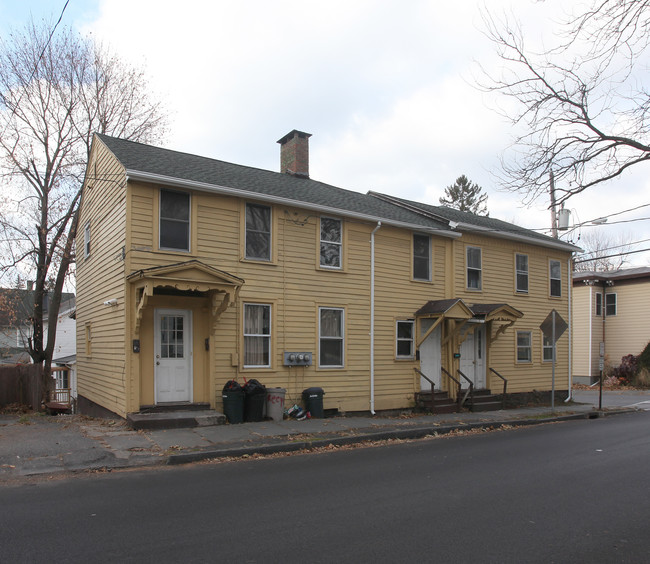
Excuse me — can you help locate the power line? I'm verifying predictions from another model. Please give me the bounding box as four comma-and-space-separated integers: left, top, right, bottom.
574, 247, 650, 264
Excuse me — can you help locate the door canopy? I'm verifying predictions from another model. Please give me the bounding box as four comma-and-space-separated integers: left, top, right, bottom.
415, 299, 523, 346
128, 260, 244, 334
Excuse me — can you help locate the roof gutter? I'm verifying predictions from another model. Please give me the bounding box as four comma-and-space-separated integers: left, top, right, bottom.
126, 170, 461, 239
451, 222, 581, 253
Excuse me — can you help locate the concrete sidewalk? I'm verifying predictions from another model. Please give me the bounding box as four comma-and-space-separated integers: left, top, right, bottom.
1, 389, 647, 481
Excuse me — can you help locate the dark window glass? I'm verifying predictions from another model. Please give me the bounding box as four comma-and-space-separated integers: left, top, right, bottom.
320, 217, 342, 268
246, 203, 271, 260
413, 234, 430, 281
320, 308, 344, 367
396, 321, 414, 358
160, 190, 190, 251
550, 260, 562, 297
467, 247, 482, 290
605, 293, 617, 316
516, 254, 528, 293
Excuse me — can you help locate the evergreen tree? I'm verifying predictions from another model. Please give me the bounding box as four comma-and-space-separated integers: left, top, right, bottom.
439, 175, 489, 216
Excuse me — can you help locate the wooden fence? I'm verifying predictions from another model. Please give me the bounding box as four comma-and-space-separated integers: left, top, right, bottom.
0, 364, 45, 410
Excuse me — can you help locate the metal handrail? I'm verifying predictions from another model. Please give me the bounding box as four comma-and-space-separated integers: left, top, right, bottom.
489, 368, 508, 409
440, 367, 464, 408
414, 368, 436, 414
456, 370, 474, 409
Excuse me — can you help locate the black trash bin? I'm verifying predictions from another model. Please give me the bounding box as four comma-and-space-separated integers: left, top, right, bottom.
222, 380, 245, 424
243, 379, 267, 422
302, 387, 325, 418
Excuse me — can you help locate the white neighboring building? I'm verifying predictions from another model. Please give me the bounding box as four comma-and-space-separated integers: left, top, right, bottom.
44, 298, 77, 398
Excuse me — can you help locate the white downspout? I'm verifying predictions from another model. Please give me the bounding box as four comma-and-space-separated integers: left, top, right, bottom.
370, 221, 382, 415
565, 256, 574, 402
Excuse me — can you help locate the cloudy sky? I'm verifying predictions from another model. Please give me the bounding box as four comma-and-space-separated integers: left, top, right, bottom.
2, 0, 649, 266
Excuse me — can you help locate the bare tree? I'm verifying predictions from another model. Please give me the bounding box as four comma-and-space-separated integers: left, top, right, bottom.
573, 230, 636, 272
480, 2, 650, 206
0, 19, 167, 382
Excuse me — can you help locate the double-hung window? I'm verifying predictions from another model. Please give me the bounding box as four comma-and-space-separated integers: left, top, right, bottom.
515, 253, 528, 293
243, 304, 271, 367
595, 292, 603, 316
467, 246, 482, 290
319, 307, 344, 367
245, 203, 271, 261
413, 234, 431, 281
396, 320, 415, 359
550, 260, 562, 297
543, 334, 554, 362
605, 293, 617, 316
160, 190, 190, 251
516, 331, 532, 363
320, 217, 342, 268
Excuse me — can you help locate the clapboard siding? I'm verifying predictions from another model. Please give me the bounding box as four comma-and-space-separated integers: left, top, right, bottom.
76, 139, 128, 416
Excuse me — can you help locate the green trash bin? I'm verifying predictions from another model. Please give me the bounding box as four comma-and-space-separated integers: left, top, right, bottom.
302, 387, 325, 418
222, 390, 245, 424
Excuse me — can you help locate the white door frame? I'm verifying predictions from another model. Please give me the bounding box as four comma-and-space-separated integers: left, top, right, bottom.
154, 308, 193, 404
419, 322, 442, 391
459, 324, 486, 389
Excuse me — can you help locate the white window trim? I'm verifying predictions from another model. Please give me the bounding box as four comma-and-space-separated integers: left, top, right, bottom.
605, 293, 617, 317
467, 246, 482, 290
595, 292, 603, 317
549, 259, 562, 297
243, 303, 272, 368
516, 330, 532, 363
159, 189, 191, 252
396, 320, 415, 359
515, 253, 528, 294
319, 307, 345, 368
542, 334, 554, 363
319, 216, 342, 269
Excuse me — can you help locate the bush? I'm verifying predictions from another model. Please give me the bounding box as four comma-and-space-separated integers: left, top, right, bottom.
607, 354, 638, 386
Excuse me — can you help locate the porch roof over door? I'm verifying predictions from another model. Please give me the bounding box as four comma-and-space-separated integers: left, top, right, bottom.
127, 260, 244, 334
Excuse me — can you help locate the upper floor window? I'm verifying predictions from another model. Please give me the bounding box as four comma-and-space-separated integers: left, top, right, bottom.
319, 307, 344, 368
605, 293, 617, 316
245, 203, 271, 261
467, 246, 482, 290
515, 253, 528, 293
160, 189, 190, 251
84, 221, 91, 259
243, 303, 271, 367
549, 260, 562, 297
320, 217, 342, 268
516, 331, 532, 363
413, 234, 431, 281
595, 292, 602, 316
396, 320, 415, 359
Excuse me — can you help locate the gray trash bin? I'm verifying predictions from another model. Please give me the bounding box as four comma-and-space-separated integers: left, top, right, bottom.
265, 388, 286, 421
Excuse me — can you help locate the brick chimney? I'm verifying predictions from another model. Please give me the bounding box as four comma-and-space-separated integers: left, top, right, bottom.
277, 130, 312, 178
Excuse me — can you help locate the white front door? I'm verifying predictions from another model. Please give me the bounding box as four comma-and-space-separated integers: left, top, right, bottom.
154, 309, 192, 403
459, 325, 486, 389
419, 321, 441, 391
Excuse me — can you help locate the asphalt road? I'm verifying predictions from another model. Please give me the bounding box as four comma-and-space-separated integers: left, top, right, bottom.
1, 411, 648, 563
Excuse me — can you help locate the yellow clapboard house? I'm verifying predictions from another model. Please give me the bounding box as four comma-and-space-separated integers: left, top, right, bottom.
75, 130, 579, 421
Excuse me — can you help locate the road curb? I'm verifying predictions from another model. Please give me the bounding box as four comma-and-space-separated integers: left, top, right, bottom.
166, 408, 638, 466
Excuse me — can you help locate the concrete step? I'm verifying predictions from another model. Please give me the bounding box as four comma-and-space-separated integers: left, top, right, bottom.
127, 409, 226, 430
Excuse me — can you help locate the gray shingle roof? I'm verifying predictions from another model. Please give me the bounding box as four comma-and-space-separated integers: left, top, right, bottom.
368, 191, 579, 251
95, 134, 452, 233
